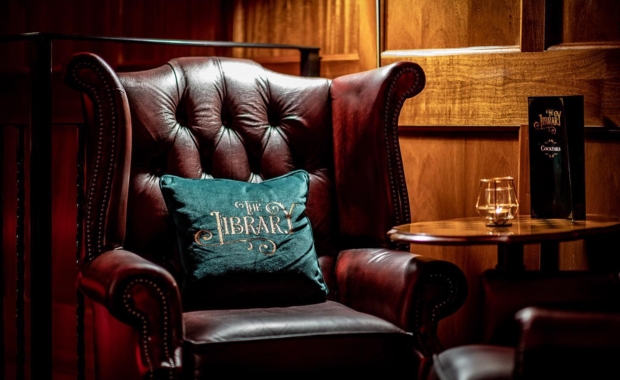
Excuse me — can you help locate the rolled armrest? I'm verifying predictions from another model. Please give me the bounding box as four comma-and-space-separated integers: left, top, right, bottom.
335, 248, 467, 356
514, 306, 620, 379
78, 249, 183, 379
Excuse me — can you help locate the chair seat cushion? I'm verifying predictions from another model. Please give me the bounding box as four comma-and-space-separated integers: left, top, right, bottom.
182, 300, 416, 375
428, 345, 515, 380
159, 170, 328, 310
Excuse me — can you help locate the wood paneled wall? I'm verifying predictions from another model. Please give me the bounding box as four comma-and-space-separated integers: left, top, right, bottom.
2, 0, 620, 377
381, 0, 620, 348
229, 0, 378, 77
1, 1, 378, 379
0, 0, 234, 72
1, 7, 236, 378
385, 0, 521, 49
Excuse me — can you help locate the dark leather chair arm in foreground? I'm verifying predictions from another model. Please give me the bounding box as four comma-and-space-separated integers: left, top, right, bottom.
63, 52, 468, 379
428, 270, 620, 380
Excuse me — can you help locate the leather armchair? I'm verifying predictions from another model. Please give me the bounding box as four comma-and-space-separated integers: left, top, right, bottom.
62, 52, 468, 379
427, 269, 620, 380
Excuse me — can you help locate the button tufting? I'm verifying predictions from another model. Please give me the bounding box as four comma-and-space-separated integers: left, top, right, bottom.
220, 107, 233, 129
267, 106, 281, 127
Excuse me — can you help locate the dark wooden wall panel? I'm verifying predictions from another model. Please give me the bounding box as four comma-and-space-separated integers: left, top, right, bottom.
0, 0, 233, 72
0, 2, 230, 378
563, 0, 620, 44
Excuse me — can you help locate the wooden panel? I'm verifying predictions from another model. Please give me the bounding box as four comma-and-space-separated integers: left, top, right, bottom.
385, 0, 620, 351
398, 129, 526, 347
399, 125, 620, 347
231, 0, 358, 56
232, 0, 345, 58
563, 0, 620, 44
383, 46, 620, 127
520, 0, 546, 52
0, 2, 232, 378
399, 131, 520, 222
115, 0, 233, 67
50, 302, 95, 380
51, 126, 79, 304
358, 0, 380, 73
384, 0, 521, 50
231, 0, 378, 77
0, 0, 233, 71
584, 136, 620, 216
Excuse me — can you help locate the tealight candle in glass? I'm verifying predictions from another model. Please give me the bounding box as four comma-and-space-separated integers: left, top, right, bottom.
476, 176, 519, 226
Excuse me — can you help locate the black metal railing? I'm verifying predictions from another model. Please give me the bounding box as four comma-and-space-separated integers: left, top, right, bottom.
0, 32, 320, 380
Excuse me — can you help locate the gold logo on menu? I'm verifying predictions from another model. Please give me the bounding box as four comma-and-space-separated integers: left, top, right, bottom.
533, 109, 562, 134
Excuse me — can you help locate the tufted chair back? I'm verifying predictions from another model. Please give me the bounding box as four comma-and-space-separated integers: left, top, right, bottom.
63, 53, 468, 379
70, 53, 414, 292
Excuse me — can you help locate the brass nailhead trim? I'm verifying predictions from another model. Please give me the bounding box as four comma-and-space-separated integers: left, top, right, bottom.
384, 65, 423, 229
69, 58, 174, 379
413, 272, 457, 355
123, 278, 175, 380
70, 60, 116, 260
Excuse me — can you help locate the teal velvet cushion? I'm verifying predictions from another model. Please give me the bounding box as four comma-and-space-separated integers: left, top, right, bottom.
160, 170, 328, 310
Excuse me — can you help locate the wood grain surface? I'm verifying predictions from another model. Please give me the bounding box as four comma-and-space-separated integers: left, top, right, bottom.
399, 130, 522, 346
3, 0, 620, 375
384, 0, 521, 50
399, 123, 620, 347
231, 0, 379, 76
384, 46, 620, 127
563, 0, 620, 43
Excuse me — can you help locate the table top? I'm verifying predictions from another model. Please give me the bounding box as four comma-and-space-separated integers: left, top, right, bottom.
388, 214, 620, 245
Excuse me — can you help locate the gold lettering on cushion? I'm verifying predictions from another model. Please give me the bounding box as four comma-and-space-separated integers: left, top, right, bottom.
192, 201, 301, 255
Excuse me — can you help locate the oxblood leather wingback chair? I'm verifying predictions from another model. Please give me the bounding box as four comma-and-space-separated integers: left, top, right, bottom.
62, 52, 468, 379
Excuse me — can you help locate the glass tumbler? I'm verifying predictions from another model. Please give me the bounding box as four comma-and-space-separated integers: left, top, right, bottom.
476, 176, 519, 226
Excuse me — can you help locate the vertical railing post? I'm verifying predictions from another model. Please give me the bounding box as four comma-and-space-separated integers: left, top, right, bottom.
16, 124, 25, 380
76, 123, 85, 380
0, 124, 4, 380
29, 34, 53, 380
300, 48, 320, 77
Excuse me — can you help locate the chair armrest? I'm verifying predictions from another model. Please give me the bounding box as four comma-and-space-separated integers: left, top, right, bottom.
331, 61, 425, 248
482, 269, 620, 345
516, 306, 620, 348
78, 249, 183, 380
514, 306, 620, 379
335, 248, 467, 356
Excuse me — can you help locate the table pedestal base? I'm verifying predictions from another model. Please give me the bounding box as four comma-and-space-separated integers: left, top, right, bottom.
496, 243, 524, 271
496, 242, 561, 271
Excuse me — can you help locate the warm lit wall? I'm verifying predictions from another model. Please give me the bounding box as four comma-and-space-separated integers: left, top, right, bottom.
380, 0, 620, 348
0, 1, 379, 379
2, 0, 620, 378
228, 0, 379, 77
